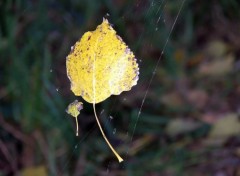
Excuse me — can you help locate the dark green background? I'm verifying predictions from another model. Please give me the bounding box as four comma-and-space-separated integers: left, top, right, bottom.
1, 0, 240, 175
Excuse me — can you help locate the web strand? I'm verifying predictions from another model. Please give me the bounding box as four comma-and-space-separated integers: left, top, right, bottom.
130, 0, 186, 142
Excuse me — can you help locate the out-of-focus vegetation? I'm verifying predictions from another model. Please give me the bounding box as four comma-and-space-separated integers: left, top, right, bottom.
1, 0, 240, 175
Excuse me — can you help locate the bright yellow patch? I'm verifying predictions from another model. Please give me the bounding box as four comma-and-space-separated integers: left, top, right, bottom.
66, 18, 139, 103
66, 100, 83, 118
66, 100, 83, 136
66, 18, 139, 163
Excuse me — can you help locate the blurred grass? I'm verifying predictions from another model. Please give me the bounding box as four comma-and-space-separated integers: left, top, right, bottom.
1, 0, 240, 175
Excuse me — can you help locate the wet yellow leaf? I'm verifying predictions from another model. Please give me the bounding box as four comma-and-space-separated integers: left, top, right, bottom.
66, 100, 83, 118
66, 100, 83, 136
66, 18, 139, 162
66, 18, 139, 104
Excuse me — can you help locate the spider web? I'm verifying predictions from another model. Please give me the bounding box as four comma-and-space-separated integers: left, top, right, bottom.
58, 0, 186, 174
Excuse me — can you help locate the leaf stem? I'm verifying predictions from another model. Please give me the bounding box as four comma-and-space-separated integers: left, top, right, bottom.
75, 117, 79, 136
93, 103, 123, 162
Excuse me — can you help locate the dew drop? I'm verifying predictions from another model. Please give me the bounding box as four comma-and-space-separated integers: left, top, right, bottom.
56, 88, 59, 92
113, 128, 116, 134
50, 69, 53, 73
155, 27, 158, 31
75, 144, 78, 149
109, 116, 113, 120
100, 109, 105, 115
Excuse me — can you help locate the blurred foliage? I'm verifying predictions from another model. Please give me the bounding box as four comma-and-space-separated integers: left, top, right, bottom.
1, 0, 240, 175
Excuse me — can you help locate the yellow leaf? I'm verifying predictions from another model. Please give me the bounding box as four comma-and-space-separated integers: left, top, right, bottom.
20, 165, 47, 176
66, 100, 83, 136
209, 113, 240, 138
66, 18, 139, 162
206, 40, 228, 58
166, 119, 201, 136
198, 54, 234, 76
66, 18, 139, 104
66, 100, 83, 118
204, 114, 240, 146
